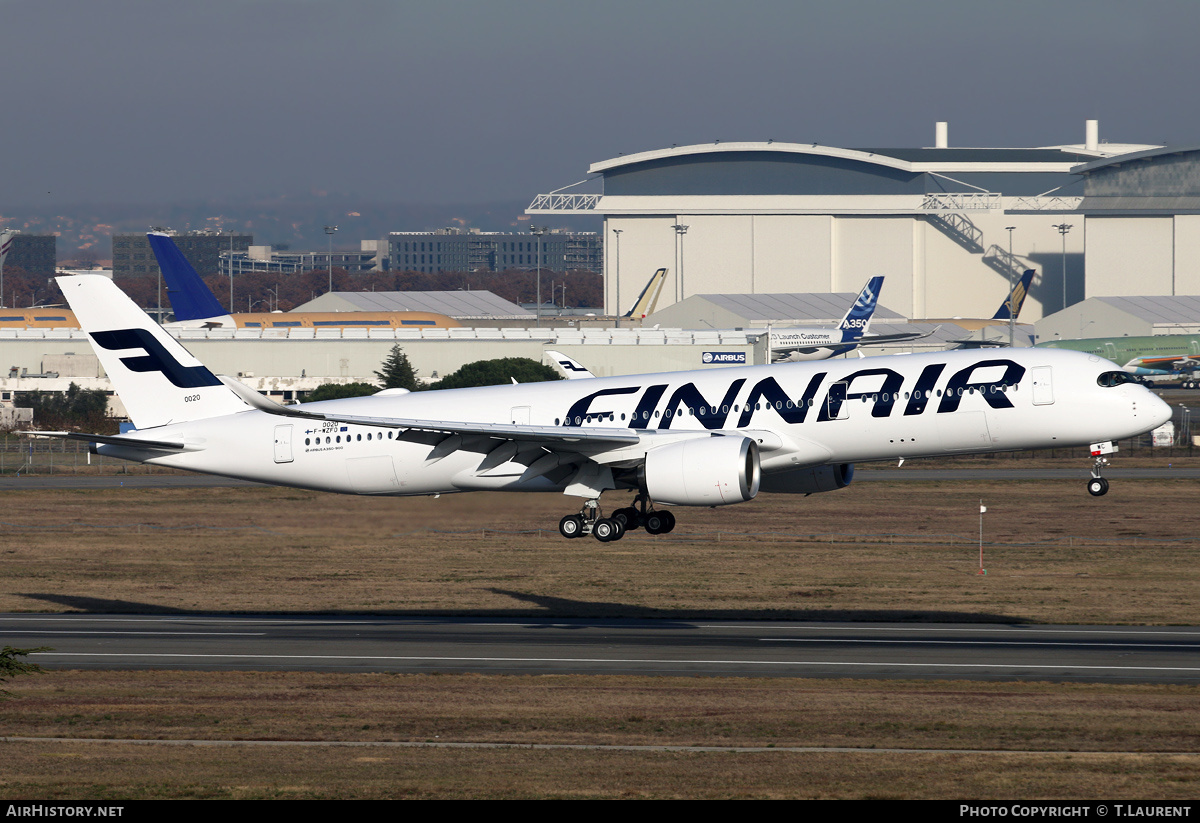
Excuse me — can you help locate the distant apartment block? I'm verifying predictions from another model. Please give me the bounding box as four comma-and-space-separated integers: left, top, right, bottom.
3, 233, 56, 276
113, 230, 252, 278
389, 228, 602, 274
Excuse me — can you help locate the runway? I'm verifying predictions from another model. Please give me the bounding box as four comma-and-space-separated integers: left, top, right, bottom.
4, 614, 1199, 684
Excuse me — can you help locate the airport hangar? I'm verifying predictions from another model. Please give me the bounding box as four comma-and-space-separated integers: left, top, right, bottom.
529, 122, 1200, 328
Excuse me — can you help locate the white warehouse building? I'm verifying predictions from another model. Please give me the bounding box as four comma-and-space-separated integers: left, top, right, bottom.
530, 122, 1174, 325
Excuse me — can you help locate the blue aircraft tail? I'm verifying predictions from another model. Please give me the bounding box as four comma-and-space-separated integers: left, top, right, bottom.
146, 232, 228, 321
836, 276, 884, 342
992, 269, 1035, 321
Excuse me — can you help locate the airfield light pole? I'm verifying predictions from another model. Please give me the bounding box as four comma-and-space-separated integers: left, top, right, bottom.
531, 225, 546, 327
229, 230, 236, 313
324, 225, 339, 294
612, 228, 622, 328
1005, 226, 1017, 347
1054, 223, 1072, 311
672, 223, 688, 303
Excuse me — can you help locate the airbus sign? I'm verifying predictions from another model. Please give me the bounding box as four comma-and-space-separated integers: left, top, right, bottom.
702, 351, 747, 364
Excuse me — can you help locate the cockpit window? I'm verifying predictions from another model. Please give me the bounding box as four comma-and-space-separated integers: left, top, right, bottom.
1097, 371, 1136, 387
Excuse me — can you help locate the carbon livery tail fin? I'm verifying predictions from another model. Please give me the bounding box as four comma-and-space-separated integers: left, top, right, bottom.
58, 275, 248, 429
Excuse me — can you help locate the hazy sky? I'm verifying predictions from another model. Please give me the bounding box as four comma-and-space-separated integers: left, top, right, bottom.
2, 0, 1197, 207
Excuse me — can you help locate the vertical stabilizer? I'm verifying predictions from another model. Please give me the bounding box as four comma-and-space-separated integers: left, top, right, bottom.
0, 230, 12, 271
837, 276, 884, 341
993, 269, 1036, 321
58, 275, 247, 428
0, 231, 13, 307
624, 268, 668, 319
146, 232, 228, 321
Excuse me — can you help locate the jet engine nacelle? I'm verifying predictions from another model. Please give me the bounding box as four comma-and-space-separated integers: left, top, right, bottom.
758, 463, 854, 494
639, 436, 761, 507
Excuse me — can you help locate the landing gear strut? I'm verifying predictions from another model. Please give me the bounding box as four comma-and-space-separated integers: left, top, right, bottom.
1087, 441, 1116, 496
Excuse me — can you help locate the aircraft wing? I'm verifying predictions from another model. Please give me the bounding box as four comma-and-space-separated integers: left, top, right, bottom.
856, 326, 941, 346
1135, 355, 1200, 372
219, 375, 641, 452
950, 338, 1007, 349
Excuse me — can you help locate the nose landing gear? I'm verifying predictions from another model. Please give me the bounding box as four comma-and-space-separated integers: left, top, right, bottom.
1087, 441, 1116, 496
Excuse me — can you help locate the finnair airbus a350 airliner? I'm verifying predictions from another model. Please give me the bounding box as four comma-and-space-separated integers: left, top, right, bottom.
37, 275, 1171, 541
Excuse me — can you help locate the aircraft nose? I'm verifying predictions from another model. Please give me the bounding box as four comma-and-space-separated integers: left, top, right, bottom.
1145, 390, 1173, 428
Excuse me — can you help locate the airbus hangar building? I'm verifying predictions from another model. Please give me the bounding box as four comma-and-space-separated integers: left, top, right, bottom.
530, 122, 1200, 327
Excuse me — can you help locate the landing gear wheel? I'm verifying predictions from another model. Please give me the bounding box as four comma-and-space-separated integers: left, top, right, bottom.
1087, 477, 1109, 497
612, 506, 641, 531
644, 510, 676, 535
593, 517, 625, 542
559, 514, 585, 538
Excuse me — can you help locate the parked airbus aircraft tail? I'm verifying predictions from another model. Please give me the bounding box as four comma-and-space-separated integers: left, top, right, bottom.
991, 269, 1036, 321
769, 277, 933, 362
147, 231, 229, 322
836, 275, 884, 340
624, 268, 668, 319
0, 230, 13, 307
146, 232, 458, 330
0, 231, 13, 271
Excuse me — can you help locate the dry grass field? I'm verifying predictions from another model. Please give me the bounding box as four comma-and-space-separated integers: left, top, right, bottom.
0, 477, 1197, 622
2, 476, 1198, 798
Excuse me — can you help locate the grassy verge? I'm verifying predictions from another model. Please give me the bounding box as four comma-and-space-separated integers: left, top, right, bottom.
3, 671, 1198, 799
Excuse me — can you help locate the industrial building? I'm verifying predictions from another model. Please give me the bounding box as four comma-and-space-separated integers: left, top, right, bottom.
113, 230, 252, 278
1, 232, 56, 276
218, 241, 385, 278
294, 289, 534, 322
528, 121, 1182, 325
388, 227, 602, 274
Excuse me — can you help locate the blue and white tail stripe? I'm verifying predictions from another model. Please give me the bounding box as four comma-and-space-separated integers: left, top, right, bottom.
837, 276, 884, 341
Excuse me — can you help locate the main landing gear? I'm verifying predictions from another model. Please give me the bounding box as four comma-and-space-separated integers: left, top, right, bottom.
1087, 441, 1116, 497
558, 494, 677, 541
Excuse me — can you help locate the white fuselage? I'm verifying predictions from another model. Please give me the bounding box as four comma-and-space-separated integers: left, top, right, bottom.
101, 348, 1170, 499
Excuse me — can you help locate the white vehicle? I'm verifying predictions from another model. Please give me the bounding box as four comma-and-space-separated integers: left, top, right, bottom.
37, 275, 1172, 541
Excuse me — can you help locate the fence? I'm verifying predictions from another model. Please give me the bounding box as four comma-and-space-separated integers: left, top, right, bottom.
0, 436, 183, 476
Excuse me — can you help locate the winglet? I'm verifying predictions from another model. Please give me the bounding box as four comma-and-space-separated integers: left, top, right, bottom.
146, 232, 228, 321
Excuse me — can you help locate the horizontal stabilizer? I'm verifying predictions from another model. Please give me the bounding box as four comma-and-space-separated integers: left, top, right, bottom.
23, 431, 189, 451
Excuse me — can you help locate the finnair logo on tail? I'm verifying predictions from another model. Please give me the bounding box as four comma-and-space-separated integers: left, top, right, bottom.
91, 328, 222, 389
558, 359, 589, 372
